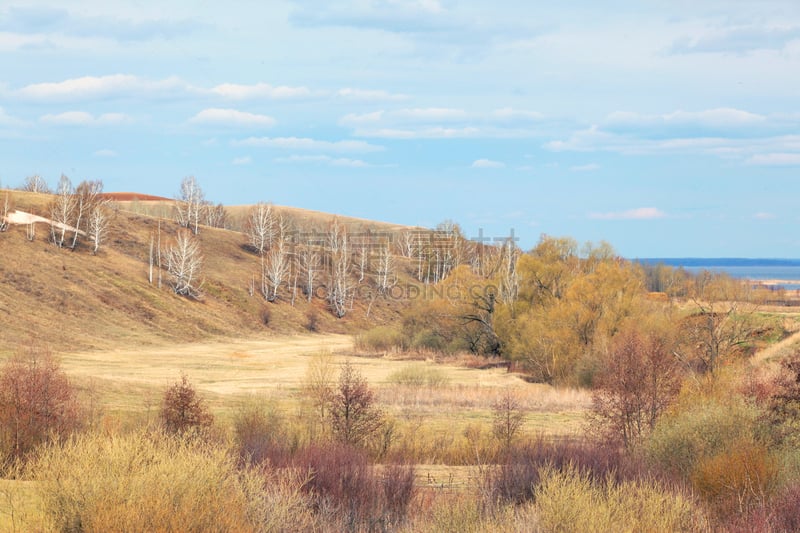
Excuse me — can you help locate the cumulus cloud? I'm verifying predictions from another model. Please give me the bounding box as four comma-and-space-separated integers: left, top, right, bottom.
39, 111, 132, 126
341, 107, 546, 139
337, 88, 409, 101
232, 156, 252, 165
0, 106, 26, 127
189, 108, 276, 128
746, 153, 800, 166
93, 149, 117, 157
471, 158, 505, 168
232, 136, 384, 153
274, 154, 371, 167
589, 207, 666, 220
16, 74, 188, 102
569, 163, 599, 172
208, 82, 314, 100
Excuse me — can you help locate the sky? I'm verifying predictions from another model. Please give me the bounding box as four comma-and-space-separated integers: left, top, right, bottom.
1, 1, 799, 257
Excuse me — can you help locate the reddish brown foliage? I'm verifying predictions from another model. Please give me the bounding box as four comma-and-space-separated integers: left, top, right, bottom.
160, 374, 213, 435
0, 342, 80, 465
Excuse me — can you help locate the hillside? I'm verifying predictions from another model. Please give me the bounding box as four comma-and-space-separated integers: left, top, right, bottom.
0, 190, 411, 354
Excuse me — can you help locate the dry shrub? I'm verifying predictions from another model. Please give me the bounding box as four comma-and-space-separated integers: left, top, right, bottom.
160, 373, 213, 436
232, 397, 294, 468
535, 464, 706, 533
30, 430, 316, 532
386, 365, 449, 388
355, 326, 406, 353
646, 388, 760, 478
295, 443, 415, 531
691, 439, 778, 517
0, 342, 81, 468
486, 438, 629, 505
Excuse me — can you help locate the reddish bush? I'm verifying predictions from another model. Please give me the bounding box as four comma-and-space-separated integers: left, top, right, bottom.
295, 443, 414, 530
160, 374, 213, 435
0, 342, 80, 465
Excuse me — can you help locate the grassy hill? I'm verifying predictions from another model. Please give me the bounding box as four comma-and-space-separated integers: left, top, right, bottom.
0, 190, 412, 355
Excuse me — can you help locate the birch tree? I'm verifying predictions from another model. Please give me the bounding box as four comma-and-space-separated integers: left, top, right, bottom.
50, 174, 76, 248
175, 176, 204, 235
71, 180, 103, 248
298, 232, 322, 302
165, 229, 203, 298
244, 202, 275, 255
327, 219, 352, 318
375, 241, 396, 294
261, 215, 290, 302
21, 175, 50, 193
0, 190, 10, 232
87, 200, 110, 254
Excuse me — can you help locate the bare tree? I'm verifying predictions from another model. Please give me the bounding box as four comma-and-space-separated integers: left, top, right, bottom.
49, 174, 76, 248
261, 215, 290, 302
165, 229, 204, 298
492, 389, 526, 452
202, 202, 227, 229
298, 232, 322, 302
327, 219, 352, 318
244, 201, 275, 255
375, 241, 396, 294
395, 230, 418, 259
175, 176, 204, 235
87, 201, 110, 254
498, 237, 520, 311
21, 175, 50, 193
0, 190, 11, 232
70, 180, 103, 248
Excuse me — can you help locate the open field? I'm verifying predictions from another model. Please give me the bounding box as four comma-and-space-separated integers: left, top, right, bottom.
56, 333, 590, 436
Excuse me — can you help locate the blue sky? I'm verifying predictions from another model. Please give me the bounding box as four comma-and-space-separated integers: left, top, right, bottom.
1, 1, 799, 257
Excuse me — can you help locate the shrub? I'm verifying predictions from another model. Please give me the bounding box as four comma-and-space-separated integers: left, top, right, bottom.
486, 438, 628, 505
691, 439, 778, 517
646, 390, 760, 478
232, 397, 294, 467
329, 362, 385, 448
30, 431, 316, 532
0, 342, 80, 467
355, 326, 405, 353
387, 365, 449, 388
295, 443, 415, 530
160, 373, 214, 436
535, 464, 706, 533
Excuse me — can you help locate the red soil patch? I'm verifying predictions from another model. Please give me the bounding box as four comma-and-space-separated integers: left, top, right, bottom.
100, 192, 173, 202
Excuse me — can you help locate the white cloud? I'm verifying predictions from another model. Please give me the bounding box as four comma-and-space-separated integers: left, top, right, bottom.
607, 108, 766, 128
233, 136, 384, 153
0, 107, 26, 127
746, 153, 800, 166
17, 74, 187, 101
337, 88, 409, 101
39, 111, 132, 126
569, 163, 600, 172
274, 154, 371, 167
93, 149, 117, 157
209, 83, 314, 99
589, 207, 666, 220
189, 108, 276, 128
753, 212, 777, 220
232, 156, 252, 165
472, 158, 505, 168
340, 106, 547, 139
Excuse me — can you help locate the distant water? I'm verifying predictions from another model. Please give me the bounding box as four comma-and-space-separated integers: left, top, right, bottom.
637, 259, 800, 291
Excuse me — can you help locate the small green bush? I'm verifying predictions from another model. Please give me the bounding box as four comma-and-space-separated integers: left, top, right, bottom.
387, 365, 449, 388
355, 326, 406, 353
